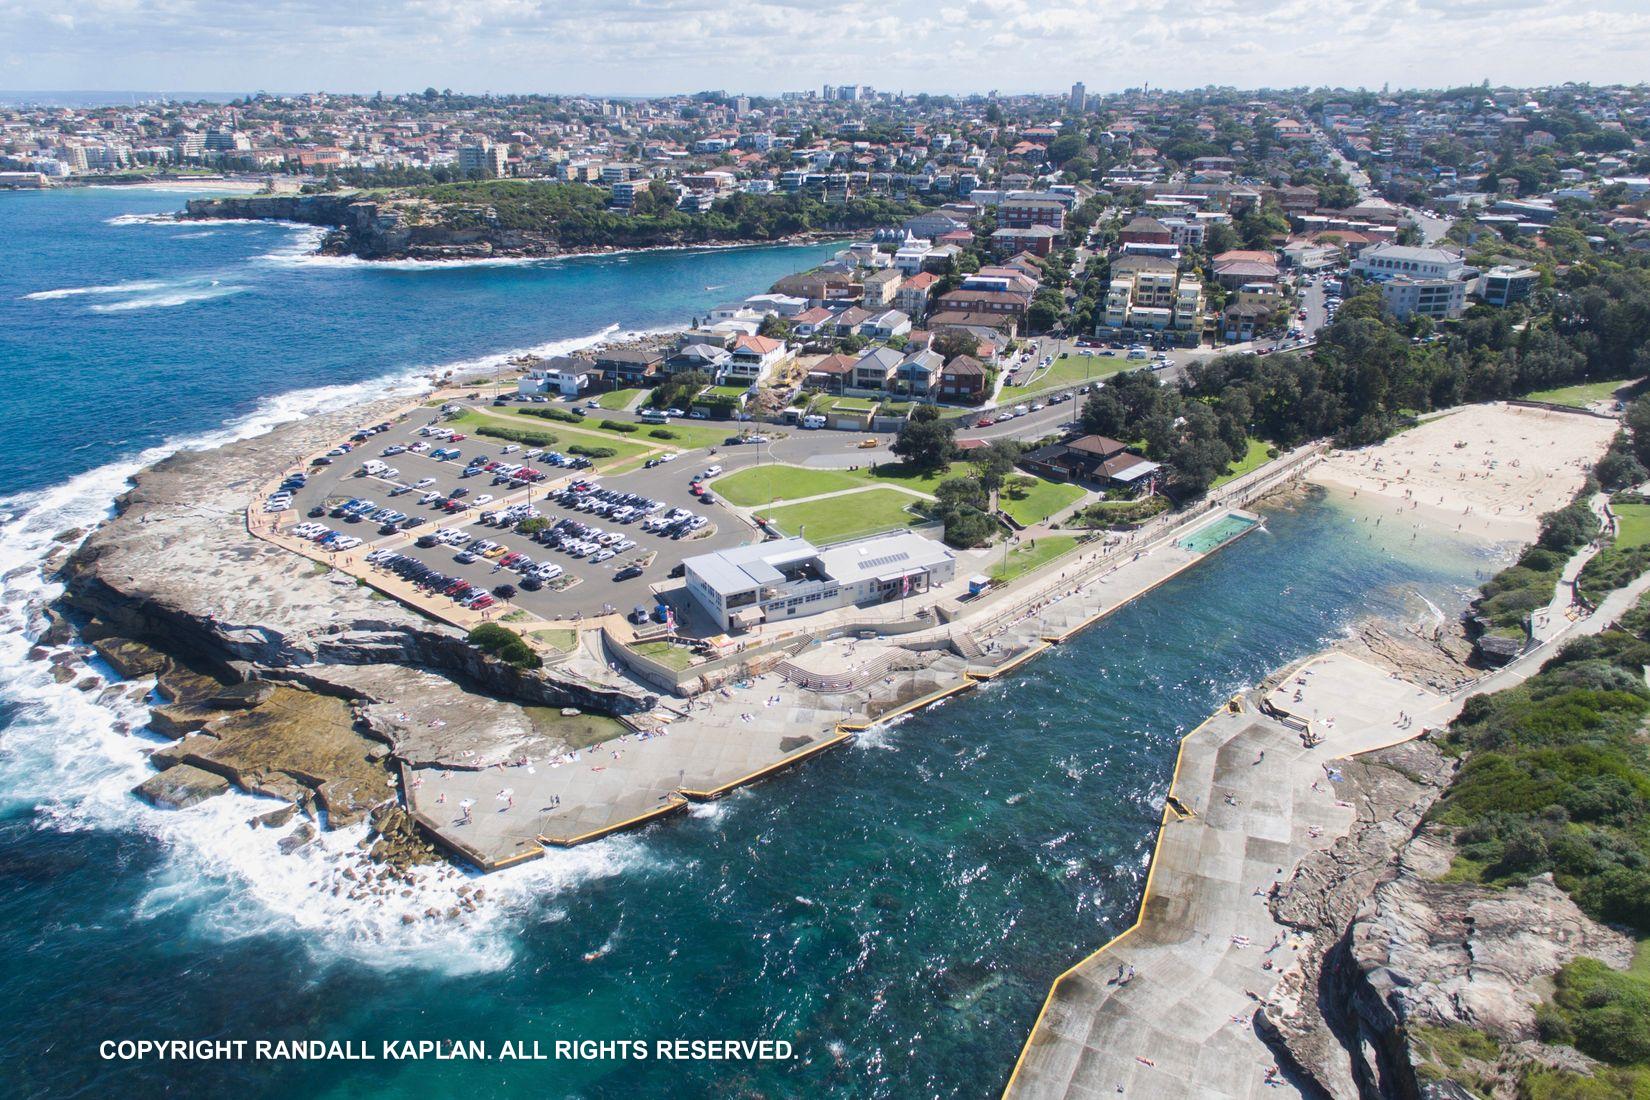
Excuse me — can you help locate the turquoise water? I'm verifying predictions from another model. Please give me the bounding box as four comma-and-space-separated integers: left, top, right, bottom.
0, 188, 1502, 1099
1177, 513, 1261, 554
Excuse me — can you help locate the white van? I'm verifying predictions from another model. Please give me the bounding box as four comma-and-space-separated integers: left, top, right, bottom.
1126, 346, 1149, 360
801, 414, 827, 429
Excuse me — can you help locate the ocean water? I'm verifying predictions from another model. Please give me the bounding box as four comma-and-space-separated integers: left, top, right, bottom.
0, 187, 1501, 1098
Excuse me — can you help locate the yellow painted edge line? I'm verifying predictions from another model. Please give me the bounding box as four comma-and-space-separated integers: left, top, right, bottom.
679, 731, 856, 800
1000, 707, 1223, 1098
539, 796, 689, 847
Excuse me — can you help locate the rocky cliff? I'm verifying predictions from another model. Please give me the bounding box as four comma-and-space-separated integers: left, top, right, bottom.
1256, 737, 1632, 1100
52, 395, 654, 849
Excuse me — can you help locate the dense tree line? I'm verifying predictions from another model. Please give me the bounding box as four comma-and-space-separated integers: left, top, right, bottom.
362, 180, 932, 248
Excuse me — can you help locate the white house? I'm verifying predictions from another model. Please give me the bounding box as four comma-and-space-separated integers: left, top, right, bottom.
518, 355, 598, 397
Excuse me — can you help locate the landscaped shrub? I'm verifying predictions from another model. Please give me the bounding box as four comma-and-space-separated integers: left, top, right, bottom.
476, 424, 556, 448
466, 623, 543, 670
599, 419, 638, 434
569, 444, 617, 459
518, 406, 581, 424
648, 428, 677, 440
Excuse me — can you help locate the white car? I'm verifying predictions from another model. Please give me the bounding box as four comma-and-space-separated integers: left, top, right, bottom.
589, 548, 616, 563
413, 477, 436, 489
472, 494, 494, 506
700, 465, 722, 478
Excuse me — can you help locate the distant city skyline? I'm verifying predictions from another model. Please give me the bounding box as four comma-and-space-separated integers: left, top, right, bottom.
3, 0, 1649, 99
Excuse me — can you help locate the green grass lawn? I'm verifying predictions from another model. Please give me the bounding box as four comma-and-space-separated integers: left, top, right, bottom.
629, 639, 698, 671
710, 465, 865, 506
811, 395, 879, 413
1524, 378, 1643, 408
999, 478, 1085, 525
704, 385, 749, 400
1210, 438, 1274, 489
529, 628, 578, 653
710, 462, 950, 507
446, 409, 655, 470
594, 388, 645, 411
989, 535, 1080, 582
759, 487, 925, 543
1614, 502, 1650, 549
1002, 353, 1132, 398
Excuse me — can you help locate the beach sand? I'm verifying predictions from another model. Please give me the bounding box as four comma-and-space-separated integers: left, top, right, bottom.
1307, 402, 1617, 545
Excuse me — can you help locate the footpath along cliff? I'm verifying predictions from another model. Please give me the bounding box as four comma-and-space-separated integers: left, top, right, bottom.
41, 396, 653, 864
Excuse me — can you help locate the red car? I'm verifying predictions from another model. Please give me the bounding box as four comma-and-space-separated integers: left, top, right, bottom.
449, 433, 466, 442
975, 416, 994, 427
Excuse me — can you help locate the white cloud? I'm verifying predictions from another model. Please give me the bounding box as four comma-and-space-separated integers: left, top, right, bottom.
0, 0, 1645, 93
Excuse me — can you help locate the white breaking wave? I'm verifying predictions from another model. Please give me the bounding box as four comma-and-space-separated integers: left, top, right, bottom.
22, 277, 174, 301
0, 322, 645, 971
105, 211, 182, 226
87, 283, 248, 312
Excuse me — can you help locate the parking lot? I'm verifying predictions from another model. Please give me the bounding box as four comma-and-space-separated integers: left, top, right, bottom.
263, 405, 751, 624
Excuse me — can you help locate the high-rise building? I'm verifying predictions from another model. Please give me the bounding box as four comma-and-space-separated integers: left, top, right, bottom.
1069, 82, 1087, 113
457, 139, 507, 178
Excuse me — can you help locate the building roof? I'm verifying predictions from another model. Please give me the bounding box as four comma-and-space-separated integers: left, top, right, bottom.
941, 354, 986, 377
732, 333, 783, 355
1357, 243, 1463, 265
1067, 435, 1131, 457
808, 353, 857, 376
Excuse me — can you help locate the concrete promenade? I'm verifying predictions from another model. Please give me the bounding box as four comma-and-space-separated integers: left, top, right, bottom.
1004, 654, 1451, 1100
1004, 565, 1650, 1100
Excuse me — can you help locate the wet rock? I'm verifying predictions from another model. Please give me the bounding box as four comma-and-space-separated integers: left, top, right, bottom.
277, 822, 317, 854
204, 681, 276, 710
50, 664, 76, 685
39, 607, 77, 647
133, 764, 231, 809
91, 636, 169, 679
251, 804, 297, 829
27, 646, 49, 662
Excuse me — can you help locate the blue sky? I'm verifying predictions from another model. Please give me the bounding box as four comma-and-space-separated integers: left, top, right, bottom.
1, 0, 1647, 96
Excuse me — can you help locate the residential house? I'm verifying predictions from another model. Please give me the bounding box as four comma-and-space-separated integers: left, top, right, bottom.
1476, 265, 1539, 307
934, 289, 1029, 325
1020, 435, 1160, 493
724, 334, 789, 385
804, 353, 856, 395
517, 354, 598, 397
593, 347, 663, 386
850, 346, 904, 391
937, 355, 989, 403
791, 306, 837, 338
895, 271, 939, 319
895, 348, 944, 395
665, 342, 731, 377
862, 309, 912, 340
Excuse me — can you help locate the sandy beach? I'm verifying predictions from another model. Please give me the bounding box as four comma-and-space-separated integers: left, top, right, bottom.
1307, 402, 1618, 545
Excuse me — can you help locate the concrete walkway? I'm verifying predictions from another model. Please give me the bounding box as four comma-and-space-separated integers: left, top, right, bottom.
1005, 565, 1650, 1100
1004, 654, 1451, 1100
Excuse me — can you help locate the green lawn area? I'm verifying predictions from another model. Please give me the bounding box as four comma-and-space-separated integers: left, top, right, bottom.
759, 487, 925, 543
710, 462, 951, 507
1002, 353, 1132, 398
1524, 378, 1643, 408
629, 639, 698, 671
1210, 438, 1274, 489
989, 535, 1081, 582
446, 409, 654, 470
703, 385, 749, 400
626, 420, 732, 451
1000, 478, 1086, 525
529, 628, 578, 653
594, 388, 645, 411
1614, 503, 1650, 549
811, 394, 879, 413
710, 465, 865, 506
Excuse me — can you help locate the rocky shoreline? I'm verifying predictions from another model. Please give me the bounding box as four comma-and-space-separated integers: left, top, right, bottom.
182, 193, 841, 263
35, 393, 654, 869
